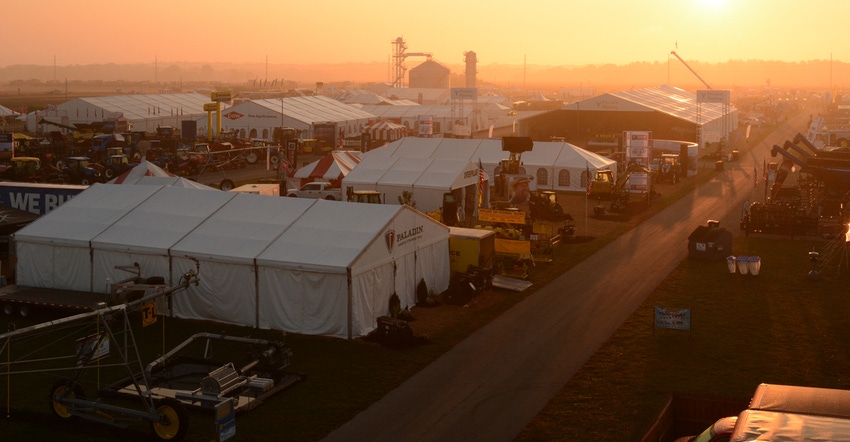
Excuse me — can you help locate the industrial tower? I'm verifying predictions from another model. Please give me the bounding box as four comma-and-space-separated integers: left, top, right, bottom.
390, 37, 432, 88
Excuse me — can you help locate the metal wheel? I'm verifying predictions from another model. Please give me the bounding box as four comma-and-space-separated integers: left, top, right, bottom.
245, 151, 258, 164
150, 398, 189, 441
104, 168, 116, 179
80, 177, 92, 186
49, 379, 84, 420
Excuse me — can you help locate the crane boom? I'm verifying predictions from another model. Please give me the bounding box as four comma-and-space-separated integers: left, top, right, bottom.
670, 51, 712, 90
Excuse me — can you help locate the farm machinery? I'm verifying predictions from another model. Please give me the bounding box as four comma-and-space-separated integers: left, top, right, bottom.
0, 260, 304, 441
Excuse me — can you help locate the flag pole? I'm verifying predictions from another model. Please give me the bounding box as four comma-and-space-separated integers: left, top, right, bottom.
585, 186, 588, 238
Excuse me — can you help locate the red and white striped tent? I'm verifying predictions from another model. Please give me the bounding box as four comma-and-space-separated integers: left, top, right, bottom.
108, 160, 213, 189
294, 151, 362, 187
368, 120, 406, 142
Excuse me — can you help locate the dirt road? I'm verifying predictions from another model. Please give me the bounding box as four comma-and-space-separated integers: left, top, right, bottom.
323, 114, 811, 442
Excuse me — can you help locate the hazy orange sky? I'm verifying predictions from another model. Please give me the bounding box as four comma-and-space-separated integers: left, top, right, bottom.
5, 1, 849, 68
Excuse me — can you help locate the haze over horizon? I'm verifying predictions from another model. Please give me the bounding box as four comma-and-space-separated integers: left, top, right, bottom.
5, 1, 850, 92
6, 1, 848, 68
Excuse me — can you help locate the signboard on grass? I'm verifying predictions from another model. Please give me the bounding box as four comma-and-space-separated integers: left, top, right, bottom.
654, 307, 691, 331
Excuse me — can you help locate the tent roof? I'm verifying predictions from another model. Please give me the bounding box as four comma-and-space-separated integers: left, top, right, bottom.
249, 95, 375, 125
17, 184, 436, 272
57, 92, 211, 121
108, 160, 215, 189
13, 184, 164, 247
0, 104, 19, 116
294, 150, 362, 181
91, 187, 236, 254
366, 138, 616, 170
562, 85, 734, 125
170, 194, 318, 264
255, 199, 403, 272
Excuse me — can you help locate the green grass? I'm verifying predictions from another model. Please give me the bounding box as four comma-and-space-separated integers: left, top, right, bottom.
516, 235, 850, 441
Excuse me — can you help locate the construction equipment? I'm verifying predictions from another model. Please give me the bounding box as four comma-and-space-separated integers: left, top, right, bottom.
592, 163, 655, 212
653, 153, 682, 184
670, 51, 712, 90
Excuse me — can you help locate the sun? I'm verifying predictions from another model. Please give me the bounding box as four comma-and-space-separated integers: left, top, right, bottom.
698, 0, 727, 9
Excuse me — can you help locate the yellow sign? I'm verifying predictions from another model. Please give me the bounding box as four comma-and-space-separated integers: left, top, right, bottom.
204, 102, 220, 112
142, 302, 158, 327
478, 208, 526, 224
211, 91, 232, 102
495, 238, 531, 256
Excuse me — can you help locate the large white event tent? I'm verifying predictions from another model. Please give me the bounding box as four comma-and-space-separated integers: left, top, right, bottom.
13, 184, 450, 339
365, 138, 617, 192
342, 155, 480, 214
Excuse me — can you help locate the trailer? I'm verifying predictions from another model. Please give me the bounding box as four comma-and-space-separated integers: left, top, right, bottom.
0, 263, 167, 317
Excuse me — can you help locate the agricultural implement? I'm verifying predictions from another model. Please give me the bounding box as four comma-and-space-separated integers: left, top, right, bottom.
0, 259, 303, 441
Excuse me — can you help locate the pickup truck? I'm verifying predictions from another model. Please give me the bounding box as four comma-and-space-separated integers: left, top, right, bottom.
285, 181, 343, 200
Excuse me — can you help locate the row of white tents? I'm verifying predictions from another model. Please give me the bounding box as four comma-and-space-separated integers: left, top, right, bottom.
13, 183, 450, 339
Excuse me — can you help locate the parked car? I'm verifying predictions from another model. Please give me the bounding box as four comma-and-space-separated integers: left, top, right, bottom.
286, 181, 342, 200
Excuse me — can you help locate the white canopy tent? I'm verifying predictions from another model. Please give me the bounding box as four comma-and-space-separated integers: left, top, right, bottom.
367, 138, 617, 192
342, 155, 480, 214
13, 184, 450, 339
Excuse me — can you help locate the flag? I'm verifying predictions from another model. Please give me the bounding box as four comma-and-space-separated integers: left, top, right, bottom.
478, 159, 485, 205
754, 165, 758, 190
586, 163, 592, 196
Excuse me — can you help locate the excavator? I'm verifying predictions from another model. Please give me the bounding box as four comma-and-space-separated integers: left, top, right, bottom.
590, 163, 655, 212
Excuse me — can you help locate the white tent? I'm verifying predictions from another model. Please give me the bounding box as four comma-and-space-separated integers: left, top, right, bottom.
13, 184, 450, 339
342, 155, 480, 214
367, 138, 617, 192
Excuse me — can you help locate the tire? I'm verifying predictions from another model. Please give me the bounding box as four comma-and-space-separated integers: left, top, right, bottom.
104, 168, 116, 179
245, 151, 258, 164
49, 379, 84, 420
219, 179, 235, 191
270, 154, 280, 167
287, 194, 297, 198
325, 195, 336, 200
80, 177, 92, 186
150, 398, 189, 441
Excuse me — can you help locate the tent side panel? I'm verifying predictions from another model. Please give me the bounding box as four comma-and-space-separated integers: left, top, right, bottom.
352, 262, 396, 336
170, 259, 256, 328
55, 245, 93, 292
14, 242, 55, 288
416, 240, 451, 301
257, 267, 351, 339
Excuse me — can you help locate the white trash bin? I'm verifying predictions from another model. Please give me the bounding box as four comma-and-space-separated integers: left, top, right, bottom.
736, 255, 750, 275
726, 256, 737, 274
748, 256, 761, 276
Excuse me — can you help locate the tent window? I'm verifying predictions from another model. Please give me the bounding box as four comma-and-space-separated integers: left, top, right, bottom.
262, 129, 269, 139
249, 128, 258, 139
536, 168, 548, 187
558, 169, 570, 187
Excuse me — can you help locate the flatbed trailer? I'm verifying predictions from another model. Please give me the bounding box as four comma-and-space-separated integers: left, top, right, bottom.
1, 264, 168, 317
0, 284, 113, 316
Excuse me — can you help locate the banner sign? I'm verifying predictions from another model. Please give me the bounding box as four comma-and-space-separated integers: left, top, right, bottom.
478, 208, 526, 224
696, 89, 731, 105
654, 307, 691, 331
